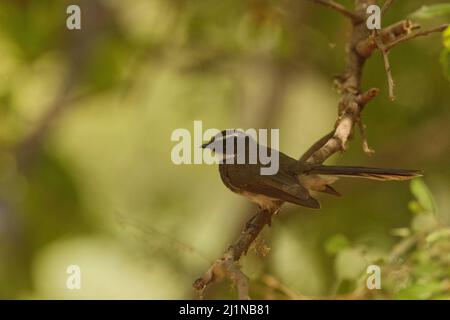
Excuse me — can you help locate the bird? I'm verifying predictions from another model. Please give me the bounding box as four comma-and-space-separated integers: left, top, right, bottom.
201, 129, 422, 211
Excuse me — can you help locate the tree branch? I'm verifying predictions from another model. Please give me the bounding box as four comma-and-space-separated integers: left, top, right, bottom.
381, 0, 395, 16
375, 34, 395, 101
386, 24, 449, 51
193, 0, 446, 299
299, 131, 335, 162
193, 209, 274, 299
355, 20, 447, 100
307, 0, 362, 21
356, 20, 420, 57
304, 1, 377, 164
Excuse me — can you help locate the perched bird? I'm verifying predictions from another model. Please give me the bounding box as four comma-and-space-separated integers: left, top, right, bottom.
201, 130, 422, 211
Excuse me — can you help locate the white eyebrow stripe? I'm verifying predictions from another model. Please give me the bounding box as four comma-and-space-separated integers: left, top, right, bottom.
213, 132, 244, 142
211, 136, 226, 143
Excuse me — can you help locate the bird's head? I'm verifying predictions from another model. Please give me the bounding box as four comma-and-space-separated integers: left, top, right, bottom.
201, 129, 256, 160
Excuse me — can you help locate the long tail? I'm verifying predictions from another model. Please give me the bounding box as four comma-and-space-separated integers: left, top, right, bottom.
306, 165, 422, 181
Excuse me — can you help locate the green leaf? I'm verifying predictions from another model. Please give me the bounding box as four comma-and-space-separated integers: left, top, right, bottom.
410, 179, 436, 214
426, 228, 450, 244
444, 26, 450, 48
408, 200, 423, 214
324, 234, 350, 255
410, 4, 450, 20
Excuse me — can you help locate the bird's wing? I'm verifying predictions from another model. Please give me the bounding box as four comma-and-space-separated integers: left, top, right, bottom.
225, 164, 320, 209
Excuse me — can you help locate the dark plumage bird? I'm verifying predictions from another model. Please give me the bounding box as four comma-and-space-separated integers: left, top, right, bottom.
201, 130, 422, 211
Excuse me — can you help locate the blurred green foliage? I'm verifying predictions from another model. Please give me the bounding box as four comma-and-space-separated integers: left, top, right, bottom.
410, 4, 450, 20
0, 0, 449, 299
323, 179, 450, 299
441, 26, 450, 80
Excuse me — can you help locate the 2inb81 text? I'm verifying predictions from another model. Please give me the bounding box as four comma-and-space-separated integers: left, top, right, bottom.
223, 304, 269, 317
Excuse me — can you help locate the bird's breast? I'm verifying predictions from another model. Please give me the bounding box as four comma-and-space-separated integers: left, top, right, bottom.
240, 191, 281, 211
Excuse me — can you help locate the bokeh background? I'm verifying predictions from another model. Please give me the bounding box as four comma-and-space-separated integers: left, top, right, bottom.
0, 0, 449, 299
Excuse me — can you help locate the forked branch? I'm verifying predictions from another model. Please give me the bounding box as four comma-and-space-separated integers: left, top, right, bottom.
386, 24, 449, 51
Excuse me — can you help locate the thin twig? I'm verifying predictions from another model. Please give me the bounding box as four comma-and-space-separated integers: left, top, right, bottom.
381, 0, 394, 16
386, 24, 449, 51
356, 20, 420, 57
357, 119, 375, 155
262, 275, 309, 300
375, 34, 396, 101
356, 88, 380, 108
307, 0, 361, 21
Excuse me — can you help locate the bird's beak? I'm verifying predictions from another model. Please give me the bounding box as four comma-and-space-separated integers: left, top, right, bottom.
201, 142, 210, 149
